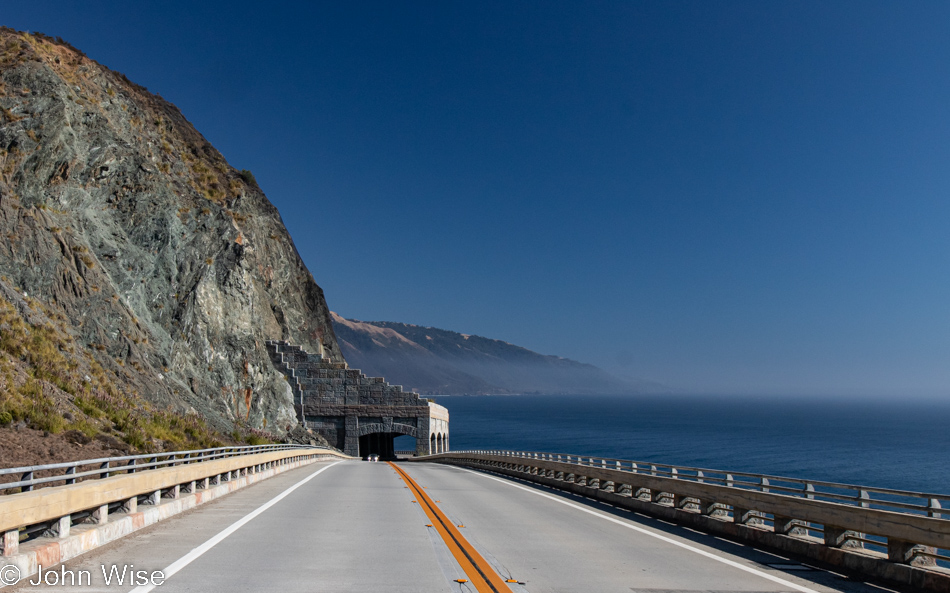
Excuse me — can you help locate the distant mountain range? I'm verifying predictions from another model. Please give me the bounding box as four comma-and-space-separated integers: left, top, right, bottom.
331, 313, 659, 395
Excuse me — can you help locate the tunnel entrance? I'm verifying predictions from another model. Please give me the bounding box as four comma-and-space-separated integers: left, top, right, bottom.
393, 435, 416, 457
358, 432, 398, 460
268, 341, 448, 457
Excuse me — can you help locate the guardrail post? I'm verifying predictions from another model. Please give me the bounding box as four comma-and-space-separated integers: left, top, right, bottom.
772, 515, 803, 535
202, 477, 210, 489
824, 525, 862, 549
928, 498, 942, 518
65, 465, 76, 485
127, 458, 137, 474
100, 461, 110, 479
2, 529, 18, 556
123, 496, 137, 514
187, 480, 196, 493
93, 504, 108, 524
733, 506, 750, 525
20, 470, 33, 492
696, 470, 704, 483
149, 490, 161, 506
169, 484, 180, 499
50, 515, 70, 538
887, 539, 936, 567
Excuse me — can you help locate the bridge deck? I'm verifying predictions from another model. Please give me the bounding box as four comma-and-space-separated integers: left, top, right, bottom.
25, 461, 887, 593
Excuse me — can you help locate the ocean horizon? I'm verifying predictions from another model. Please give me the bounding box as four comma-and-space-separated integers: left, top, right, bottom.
421, 393, 950, 495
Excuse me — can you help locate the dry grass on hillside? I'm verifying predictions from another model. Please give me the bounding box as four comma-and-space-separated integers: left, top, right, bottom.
0, 290, 276, 464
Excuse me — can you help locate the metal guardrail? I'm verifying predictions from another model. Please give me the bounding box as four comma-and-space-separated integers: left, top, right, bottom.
446, 450, 948, 519
422, 449, 950, 586
0, 444, 344, 559
0, 444, 316, 494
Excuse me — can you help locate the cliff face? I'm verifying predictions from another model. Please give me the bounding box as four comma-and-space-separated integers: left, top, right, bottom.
0, 29, 341, 434
332, 313, 640, 396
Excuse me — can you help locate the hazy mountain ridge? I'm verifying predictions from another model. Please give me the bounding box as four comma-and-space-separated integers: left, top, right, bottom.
0, 28, 342, 437
331, 313, 643, 395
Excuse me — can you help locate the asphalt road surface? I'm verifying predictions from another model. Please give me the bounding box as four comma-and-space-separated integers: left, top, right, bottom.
9, 460, 897, 593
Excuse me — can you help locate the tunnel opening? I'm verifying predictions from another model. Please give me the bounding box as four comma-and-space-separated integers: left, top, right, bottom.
358, 432, 397, 460
393, 435, 416, 457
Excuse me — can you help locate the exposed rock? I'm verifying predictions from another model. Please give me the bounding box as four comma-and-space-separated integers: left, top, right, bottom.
0, 29, 342, 435
62, 429, 91, 445
283, 423, 332, 449
94, 433, 130, 453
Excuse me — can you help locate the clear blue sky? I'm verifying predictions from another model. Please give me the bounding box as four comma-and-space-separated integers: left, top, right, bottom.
6, 2, 950, 397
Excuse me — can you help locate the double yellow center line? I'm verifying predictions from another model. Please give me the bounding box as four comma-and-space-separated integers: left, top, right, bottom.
388, 462, 512, 593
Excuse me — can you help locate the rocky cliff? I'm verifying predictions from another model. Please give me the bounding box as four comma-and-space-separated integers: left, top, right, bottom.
332, 313, 641, 395
0, 29, 342, 437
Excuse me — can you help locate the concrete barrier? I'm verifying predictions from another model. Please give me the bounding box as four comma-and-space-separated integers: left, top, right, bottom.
1, 447, 347, 587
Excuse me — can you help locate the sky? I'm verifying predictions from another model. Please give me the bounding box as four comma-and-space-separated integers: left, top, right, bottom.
5, 2, 950, 397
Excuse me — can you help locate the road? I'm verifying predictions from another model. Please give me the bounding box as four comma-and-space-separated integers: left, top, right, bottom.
9, 460, 894, 593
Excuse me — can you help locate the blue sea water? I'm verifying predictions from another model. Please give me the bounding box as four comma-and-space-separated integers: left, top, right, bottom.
425, 394, 950, 495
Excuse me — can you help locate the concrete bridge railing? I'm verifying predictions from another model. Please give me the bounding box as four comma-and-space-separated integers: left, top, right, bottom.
0, 444, 347, 581
417, 450, 950, 592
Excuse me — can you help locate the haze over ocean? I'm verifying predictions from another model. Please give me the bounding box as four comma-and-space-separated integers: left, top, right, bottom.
5, 2, 950, 398
426, 394, 950, 494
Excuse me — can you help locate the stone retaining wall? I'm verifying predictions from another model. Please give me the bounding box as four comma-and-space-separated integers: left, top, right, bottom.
267, 341, 448, 456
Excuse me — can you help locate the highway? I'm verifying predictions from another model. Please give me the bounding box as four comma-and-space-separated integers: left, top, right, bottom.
11, 460, 893, 593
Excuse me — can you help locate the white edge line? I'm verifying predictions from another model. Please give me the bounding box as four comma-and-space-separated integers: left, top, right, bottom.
128, 460, 344, 593
455, 466, 820, 593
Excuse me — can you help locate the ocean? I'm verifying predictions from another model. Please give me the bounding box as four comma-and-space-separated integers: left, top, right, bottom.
424, 394, 950, 495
